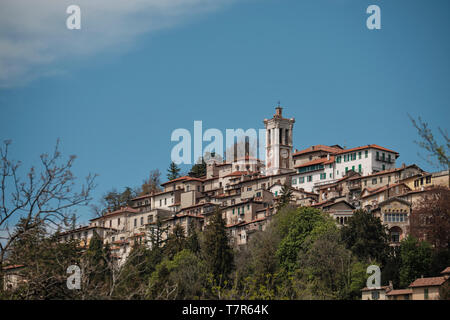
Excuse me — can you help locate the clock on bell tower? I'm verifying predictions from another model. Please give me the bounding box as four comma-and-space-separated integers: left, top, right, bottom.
263, 104, 295, 176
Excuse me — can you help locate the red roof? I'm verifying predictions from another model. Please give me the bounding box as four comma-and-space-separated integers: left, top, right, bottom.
161, 176, 203, 186
409, 276, 447, 287
293, 145, 342, 156
335, 144, 398, 155
294, 156, 335, 169
386, 289, 412, 296
441, 267, 450, 275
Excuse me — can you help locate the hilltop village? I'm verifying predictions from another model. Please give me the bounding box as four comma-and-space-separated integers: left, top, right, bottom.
58, 107, 449, 265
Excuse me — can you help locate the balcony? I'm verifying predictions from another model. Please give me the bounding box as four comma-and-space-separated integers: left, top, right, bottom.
376, 155, 395, 163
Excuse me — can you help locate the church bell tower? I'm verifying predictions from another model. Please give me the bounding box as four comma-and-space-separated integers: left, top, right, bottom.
263, 104, 295, 176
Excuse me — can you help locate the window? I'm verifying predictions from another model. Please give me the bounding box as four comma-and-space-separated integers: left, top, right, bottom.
382, 164, 386, 171
134, 219, 137, 227
380, 177, 383, 183
352, 166, 355, 172
140, 217, 144, 225
164, 198, 167, 205
371, 291, 380, 300
424, 288, 429, 300
148, 215, 153, 223
345, 167, 348, 174
364, 180, 367, 186
118, 218, 121, 225
307, 176, 312, 182
365, 150, 368, 158
358, 151, 362, 159
232, 208, 235, 215
372, 178, 377, 185
320, 173, 326, 180
426, 176, 431, 184
159, 199, 162, 206
292, 178, 297, 185
299, 177, 305, 183
358, 164, 362, 173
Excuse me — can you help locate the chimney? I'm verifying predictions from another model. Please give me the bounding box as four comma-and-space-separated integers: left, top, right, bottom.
402, 163, 406, 168
327, 154, 330, 160
389, 281, 393, 290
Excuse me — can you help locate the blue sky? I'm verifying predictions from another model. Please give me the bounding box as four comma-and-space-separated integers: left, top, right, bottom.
1, 0, 449, 224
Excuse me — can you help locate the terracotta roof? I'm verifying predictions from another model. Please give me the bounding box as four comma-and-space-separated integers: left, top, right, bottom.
294, 156, 335, 169
293, 145, 342, 156
441, 267, 450, 275
161, 176, 203, 186
335, 144, 399, 155
104, 206, 138, 216
226, 216, 267, 228
386, 289, 412, 296
360, 183, 408, 199
224, 171, 259, 178
409, 276, 447, 288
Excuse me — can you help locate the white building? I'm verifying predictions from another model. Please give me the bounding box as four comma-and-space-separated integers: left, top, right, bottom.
291, 144, 399, 192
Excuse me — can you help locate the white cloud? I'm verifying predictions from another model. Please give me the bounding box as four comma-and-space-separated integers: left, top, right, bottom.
0, 0, 234, 87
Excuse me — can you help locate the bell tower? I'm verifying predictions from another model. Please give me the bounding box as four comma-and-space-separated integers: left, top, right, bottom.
263, 104, 295, 176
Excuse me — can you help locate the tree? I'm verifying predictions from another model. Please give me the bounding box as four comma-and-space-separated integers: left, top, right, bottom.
409, 115, 449, 169
81, 230, 112, 298
201, 210, 234, 286
189, 157, 206, 178
340, 209, 390, 264
399, 236, 433, 288
167, 161, 181, 181
297, 226, 364, 300
0, 140, 96, 269
409, 115, 449, 185
5, 218, 82, 299
164, 224, 187, 259
147, 249, 208, 299
276, 183, 293, 210
140, 169, 162, 195
276, 206, 328, 272
410, 187, 450, 250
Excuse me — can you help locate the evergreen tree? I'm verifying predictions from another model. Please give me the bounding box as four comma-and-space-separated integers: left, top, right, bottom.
167, 161, 181, 181
189, 157, 206, 178
201, 210, 234, 284
83, 230, 111, 297
164, 224, 187, 259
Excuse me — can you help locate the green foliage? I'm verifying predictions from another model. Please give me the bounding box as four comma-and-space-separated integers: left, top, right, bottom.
276, 206, 329, 272
6, 219, 82, 299
167, 161, 181, 181
113, 244, 161, 299
340, 209, 390, 264
147, 249, 207, 299
201, 210, 234, 284
276, 184, 293, 210
399, 236, 433, 288
103, 187, 136, 211
189, 157, 206, 178
164, 224, 187, 259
